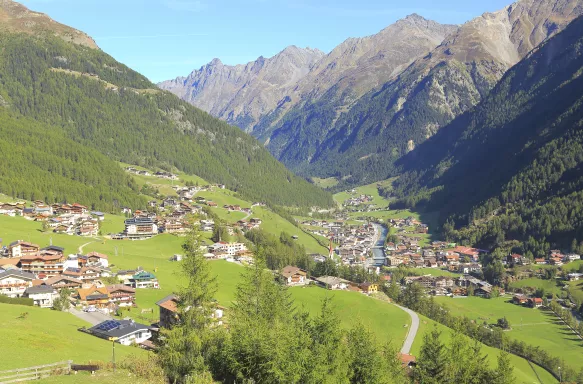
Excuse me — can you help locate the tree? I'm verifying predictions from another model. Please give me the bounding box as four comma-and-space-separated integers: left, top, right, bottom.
52, 288, 70, 311
158, 221, 217, 383
211, 223, 229, 243
346, 324, 395, 384
492, 351, 514, 384
415, 327, 446, 383
497, 317, 510, 330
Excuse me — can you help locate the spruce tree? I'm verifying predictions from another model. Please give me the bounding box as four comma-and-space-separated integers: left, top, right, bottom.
415, 327, 446, 384
157, 221, 217, 383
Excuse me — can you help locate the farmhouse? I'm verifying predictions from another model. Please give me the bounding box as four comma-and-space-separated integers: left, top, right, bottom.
315, 276, 349, 290
106, 284, 136, 307
156, 294, 179, 328
77, 285, 110, 309
280, 266, 308, 286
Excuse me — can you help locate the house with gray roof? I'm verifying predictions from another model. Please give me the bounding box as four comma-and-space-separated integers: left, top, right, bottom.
87, 319, 152, 346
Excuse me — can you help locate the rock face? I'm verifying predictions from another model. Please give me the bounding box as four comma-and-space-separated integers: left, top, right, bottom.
160, 0, 583, 188
158, 46, 325, 132
0, 0, 98, 49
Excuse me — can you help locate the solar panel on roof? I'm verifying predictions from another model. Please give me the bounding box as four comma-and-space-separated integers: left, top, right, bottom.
97, 320, 121, 331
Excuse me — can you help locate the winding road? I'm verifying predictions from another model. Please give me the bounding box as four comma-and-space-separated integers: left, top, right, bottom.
393, 303, 420, 354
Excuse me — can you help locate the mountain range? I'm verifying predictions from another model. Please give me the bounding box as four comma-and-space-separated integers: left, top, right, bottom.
161, 0, 583, 188
0, 0, 333, 210
392, 11, 583, 252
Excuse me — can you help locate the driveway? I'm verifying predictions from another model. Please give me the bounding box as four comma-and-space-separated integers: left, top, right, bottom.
393, 304, 420, 354
69, 307, 113, 326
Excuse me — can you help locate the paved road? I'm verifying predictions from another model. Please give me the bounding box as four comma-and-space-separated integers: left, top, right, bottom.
393, 304, 420, 354
69, 307, 113, 326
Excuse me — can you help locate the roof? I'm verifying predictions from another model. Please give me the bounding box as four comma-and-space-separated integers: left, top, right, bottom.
8, 240, 39, 249
77, 285, 109, 301
156, 294, 179, 313
0, 258, 20, 266
41, 246, 64, 252
315, 276, 350, 286
87, 251, 108, 259
106, 284, 136, 294
45, 275, 82, 285
280, 266, 306, 278
25, 285, 56, 295
88, 319, 151, 339
0, 269, 35, 281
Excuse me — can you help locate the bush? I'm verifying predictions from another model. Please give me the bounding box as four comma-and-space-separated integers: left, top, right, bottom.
0, 295, 34, 306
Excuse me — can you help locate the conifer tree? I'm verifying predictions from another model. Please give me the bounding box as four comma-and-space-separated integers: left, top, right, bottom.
415, 327, 446, 384
158, 221, 217, 383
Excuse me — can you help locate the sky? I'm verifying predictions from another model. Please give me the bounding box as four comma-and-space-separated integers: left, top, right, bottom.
17, 0, 512, 82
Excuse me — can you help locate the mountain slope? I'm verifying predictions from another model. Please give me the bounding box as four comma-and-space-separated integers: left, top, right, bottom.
393, 14, 583, 251
0, 0, 97, 48
289, 0, 583, 186
158, 46, 324, 132
0, 1, 333, 209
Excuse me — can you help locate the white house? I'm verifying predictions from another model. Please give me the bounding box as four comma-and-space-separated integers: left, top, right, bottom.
24, 285, 58, 308
209, 242, 247, 256
0, 270, 35, 298
87, 319, 152, 346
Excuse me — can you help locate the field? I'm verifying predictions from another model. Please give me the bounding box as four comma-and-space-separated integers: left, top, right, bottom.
411, 315, 557, 384
0, 303, 146, 370
311, 177, 339, 189
509, 278, 565, 297
333, 181, 392, 209
434, 296, 583, 368
396, 267, 461, 277
289, 286, 410, 344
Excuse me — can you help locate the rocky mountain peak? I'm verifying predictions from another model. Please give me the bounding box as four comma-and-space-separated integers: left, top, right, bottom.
0, 0, 98, 49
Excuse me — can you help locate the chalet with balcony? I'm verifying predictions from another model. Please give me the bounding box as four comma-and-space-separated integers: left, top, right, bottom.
77, 285, 110, 308
107, 284, 136, 307
0, 270, 35, 298
45, 275, 83, 290
279, 266, 307, 286
8, 241, 39, 258
20, 252, 65, 279
128, 271, 159, 289
86, 252, 109, 268
124, 217, 158, 239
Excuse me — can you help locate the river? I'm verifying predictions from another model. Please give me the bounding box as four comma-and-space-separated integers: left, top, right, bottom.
371, 223, 388, 267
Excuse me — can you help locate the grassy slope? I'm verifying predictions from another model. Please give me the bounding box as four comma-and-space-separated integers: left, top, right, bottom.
411, 315, 558, 384
509, 278, 565, 297
0, 303, 146, 370
434, 296, 582, 368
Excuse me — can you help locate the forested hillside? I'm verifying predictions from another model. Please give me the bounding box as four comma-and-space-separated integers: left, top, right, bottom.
0, 31, 333, 208
391, 15, 583, 254
0, 109, 146, 211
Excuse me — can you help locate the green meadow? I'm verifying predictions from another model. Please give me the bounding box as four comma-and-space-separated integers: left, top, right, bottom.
434, 296, 583, 368
0, 303, 146, 370
411, 315, 558, 384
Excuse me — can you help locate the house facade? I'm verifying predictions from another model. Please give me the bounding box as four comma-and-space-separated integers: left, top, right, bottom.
0, 270, 35, 298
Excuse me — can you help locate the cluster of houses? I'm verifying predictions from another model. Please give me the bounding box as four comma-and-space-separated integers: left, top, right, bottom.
343, 194, 373, 207
403, 274, 498, 297
386, 243, 484, 275
204, 241, 253, 263
512, 294, 544, 308
0, 240, 159, 312
505, 250, 581, 267
0, 201, 104, 237
124, 166, 178, 180
277, 266, 381, 295
330, 223, 377, 265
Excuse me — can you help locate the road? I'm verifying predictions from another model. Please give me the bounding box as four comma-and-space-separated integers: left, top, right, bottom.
69, 307, 113, 326
78, 241, 95, 254
393, 304, 420, 354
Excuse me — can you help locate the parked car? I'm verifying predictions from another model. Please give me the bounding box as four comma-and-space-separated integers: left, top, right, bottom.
84, 306, 97, 313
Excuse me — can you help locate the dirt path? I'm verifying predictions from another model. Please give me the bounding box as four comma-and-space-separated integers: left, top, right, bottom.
78, 241, 94, 254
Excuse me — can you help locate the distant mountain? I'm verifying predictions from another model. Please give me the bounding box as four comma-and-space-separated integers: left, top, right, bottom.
158, 46, 325, 132
160, 14, 457, 143
161, 0, 583, 189
289, 0, 583, 186
393, 13, 583, 251
0, 0, 333, 209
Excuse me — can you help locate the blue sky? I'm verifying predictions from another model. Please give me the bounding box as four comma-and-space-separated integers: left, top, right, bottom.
18, 0, 512, 82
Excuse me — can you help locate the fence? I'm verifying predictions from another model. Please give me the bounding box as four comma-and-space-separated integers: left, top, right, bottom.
0, 360, 72, 383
